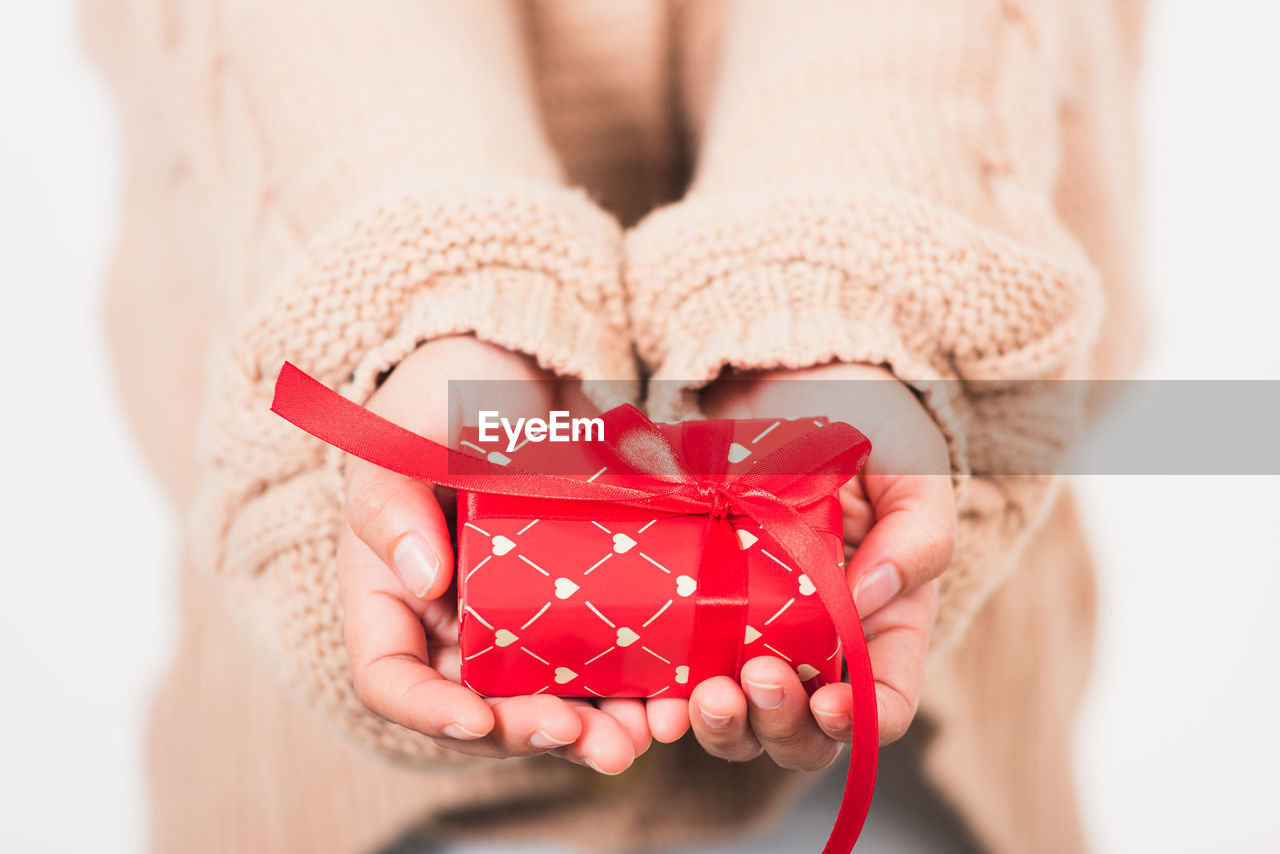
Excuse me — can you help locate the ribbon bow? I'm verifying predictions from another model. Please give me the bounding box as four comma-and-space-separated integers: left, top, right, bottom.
271, 362, 878, 853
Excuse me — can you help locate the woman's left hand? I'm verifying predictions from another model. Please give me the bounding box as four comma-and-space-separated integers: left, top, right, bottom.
645, 363, 957, 769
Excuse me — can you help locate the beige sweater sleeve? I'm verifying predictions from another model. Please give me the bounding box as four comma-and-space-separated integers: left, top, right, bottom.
629, 0, 1107, 647
186, 0, 635, 765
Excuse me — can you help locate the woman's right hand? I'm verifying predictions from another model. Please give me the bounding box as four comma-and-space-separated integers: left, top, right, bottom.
337, 335, 650, 773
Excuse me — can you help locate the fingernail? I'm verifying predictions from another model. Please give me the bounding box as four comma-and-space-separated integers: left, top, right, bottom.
813, 708, 851, 731
394, 534, 440, 598
743, 680, 784, 710
698, 707, 733, 729
442, 723, 484, 740
530, 729, 572, 749
855, 562, 902, 615
584, 759, 622, 776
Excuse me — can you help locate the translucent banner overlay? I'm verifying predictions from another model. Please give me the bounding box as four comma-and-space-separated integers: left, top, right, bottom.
446, 379, 1280, 476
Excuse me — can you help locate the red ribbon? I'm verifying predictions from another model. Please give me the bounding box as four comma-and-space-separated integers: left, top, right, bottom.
270, 362, 879, 853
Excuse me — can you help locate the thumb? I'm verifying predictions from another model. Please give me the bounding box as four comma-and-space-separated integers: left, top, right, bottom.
345, 460, 456, 600
847, 474, 956, 617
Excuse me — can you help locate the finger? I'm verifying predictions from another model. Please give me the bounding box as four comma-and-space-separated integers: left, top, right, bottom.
739, 656, 841, 771
345, 461, 455, 601
863, 581, 937, 745
646, 697, 692, 744
597, 698, 654, 758
809, 682, 855, 743
838, 483, 875, 545
481, 695, 584, 755
688, 677, 761, 762
423, 606, 463, 681
553, 703, 638, 774
847, 473, 956, 616
339, 529, 492, 740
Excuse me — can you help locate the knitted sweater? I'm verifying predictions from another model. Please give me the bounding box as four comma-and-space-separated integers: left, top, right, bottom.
85, 1, 1146, 852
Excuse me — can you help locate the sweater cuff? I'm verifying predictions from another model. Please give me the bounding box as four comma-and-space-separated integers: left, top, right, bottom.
194, 180, 635, 764
625, 183, 1105, 480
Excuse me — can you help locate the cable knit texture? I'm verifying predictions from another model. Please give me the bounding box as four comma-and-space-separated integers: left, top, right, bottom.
87, 0, 1146, 852
630, 0, 1110, 654
195, 180, 636, 767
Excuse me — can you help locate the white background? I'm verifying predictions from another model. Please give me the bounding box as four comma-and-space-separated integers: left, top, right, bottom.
1, 2, 1277, 852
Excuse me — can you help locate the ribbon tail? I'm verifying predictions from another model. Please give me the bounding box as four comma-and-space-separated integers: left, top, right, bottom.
271, 361, 455, 482
824, 617, 879, 854
801, 541, 877, 854
735, 495, 878, 853
270, 363, 660, 504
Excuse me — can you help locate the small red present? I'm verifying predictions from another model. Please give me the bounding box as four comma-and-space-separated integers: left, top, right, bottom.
269, 363, 879, 853
454, 416, 850, 699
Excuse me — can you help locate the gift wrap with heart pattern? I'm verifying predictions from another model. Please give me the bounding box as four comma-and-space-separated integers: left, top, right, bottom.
456, 416, 845, 699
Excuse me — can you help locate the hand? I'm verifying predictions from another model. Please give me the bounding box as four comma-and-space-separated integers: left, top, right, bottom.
337, 335, 651, 773
645, 363, 957, 770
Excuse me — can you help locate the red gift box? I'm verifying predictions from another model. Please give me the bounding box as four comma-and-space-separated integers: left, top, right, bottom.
269, 363, 879, 853
455, 417, 847, 699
